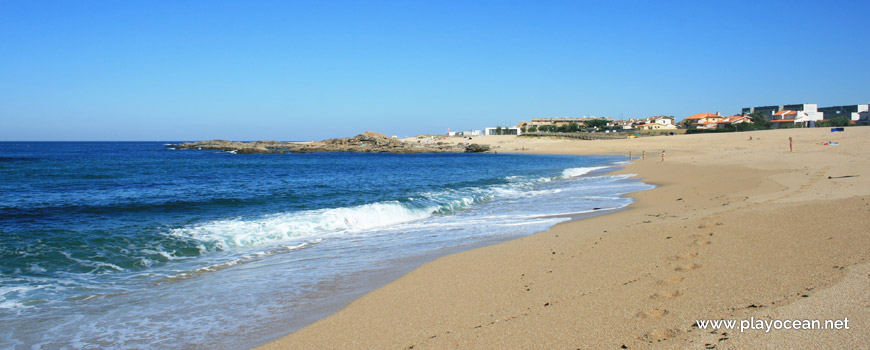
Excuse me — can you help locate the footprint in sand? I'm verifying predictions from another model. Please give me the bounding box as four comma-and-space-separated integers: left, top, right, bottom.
637, 308, 669, 319
698, 218, 722, 229
673, 252, 699, 260
651, 290, 682, 299
692, 240, 712, 246
642, 328, 680, 342
675, 263, 702, 272
658, 276, 684, 285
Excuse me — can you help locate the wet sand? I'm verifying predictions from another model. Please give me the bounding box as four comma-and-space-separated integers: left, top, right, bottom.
262, 127, 870, 349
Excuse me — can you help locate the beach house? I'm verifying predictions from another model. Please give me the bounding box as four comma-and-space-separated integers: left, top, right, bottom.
635, 123, 667, 131
640, 116, 677, 129
817, 104, 870, 123
768, 104, 824, 128
716, 115, 752, 130
742, 104, 824, 125
609, 119, 638, 130
684, 112, 723, 129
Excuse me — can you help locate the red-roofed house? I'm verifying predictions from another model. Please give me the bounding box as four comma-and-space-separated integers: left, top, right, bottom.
770, 105, 824, 128
684, 112, 723, 129
716, 115, 752, 129
636, 116, 677, 130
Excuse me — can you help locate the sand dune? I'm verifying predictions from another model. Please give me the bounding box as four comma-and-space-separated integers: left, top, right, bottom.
262, 127, 870, 349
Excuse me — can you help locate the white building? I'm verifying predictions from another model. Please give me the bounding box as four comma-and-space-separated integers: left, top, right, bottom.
647, 116, 676, 126
770, 104, 824, 128
485, 127, 522, 136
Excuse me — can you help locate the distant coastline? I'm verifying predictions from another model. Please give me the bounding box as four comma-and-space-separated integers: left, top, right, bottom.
168, 132, 491, 154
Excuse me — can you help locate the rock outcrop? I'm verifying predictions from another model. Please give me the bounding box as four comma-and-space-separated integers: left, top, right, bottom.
464, 144, 491, 153
168, 133, 490, 154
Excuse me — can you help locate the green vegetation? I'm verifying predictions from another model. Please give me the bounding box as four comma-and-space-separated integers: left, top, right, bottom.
536, 124, 555, 132
584, 118, 609, 130
749, 111, 771, 129
526, 120, 602, 133
818, 116, 851, 127
679, 119, 692, 128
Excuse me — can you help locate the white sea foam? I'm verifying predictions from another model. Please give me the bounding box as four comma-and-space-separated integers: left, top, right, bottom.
561, 166, 610, 178
58, 252, 125, 272
27, 264, 47, 273
0, 285, 43, 310
166, 201, 436, 251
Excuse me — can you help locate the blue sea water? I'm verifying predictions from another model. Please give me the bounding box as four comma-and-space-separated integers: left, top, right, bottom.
0, 142, 652, 349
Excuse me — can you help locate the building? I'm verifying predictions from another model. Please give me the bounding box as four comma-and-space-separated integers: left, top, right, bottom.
767, 104, 824, 128
716, 115, 752, 129
741, 104, 824, 128
607, 116, 675, 131
742, 103, 822, 117
611, 119, 638, 130
517, 117, 614, 129
817, 104, 870, 121
638, 116, 676, 129
741, 105, 780, 116
448, 130, 483, 137
857, 110, 870, 125
485, 127, 522, 136
636, 122, 673, 130
647, 116, 676, 126
684, 112, 724, 129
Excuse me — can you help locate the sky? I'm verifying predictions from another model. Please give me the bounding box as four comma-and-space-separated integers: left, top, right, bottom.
1, 1, 868, 141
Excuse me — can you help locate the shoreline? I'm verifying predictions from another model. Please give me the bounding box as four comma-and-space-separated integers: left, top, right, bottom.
246, 158, 643, 348
262, 128, 870, 349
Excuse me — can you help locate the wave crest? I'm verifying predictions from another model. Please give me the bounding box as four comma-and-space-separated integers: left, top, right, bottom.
561, 166, 609, 178
166, 202, 435, 250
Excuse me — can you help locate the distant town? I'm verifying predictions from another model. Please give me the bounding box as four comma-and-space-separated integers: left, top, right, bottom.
447, 102, 870, 137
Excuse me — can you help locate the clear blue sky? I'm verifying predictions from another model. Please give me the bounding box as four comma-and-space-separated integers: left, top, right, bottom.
2, 1, 868, 141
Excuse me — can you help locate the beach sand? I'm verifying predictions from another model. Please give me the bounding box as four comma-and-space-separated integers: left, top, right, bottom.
262, 127, 870, 349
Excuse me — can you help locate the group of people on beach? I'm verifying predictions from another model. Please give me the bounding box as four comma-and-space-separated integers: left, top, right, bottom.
629, 135, 798, 164
629, 150, 666, 162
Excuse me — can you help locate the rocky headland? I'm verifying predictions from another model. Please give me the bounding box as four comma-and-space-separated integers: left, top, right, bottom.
168, 132, 491, 154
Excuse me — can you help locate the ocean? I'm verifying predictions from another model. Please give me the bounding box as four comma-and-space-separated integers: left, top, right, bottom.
0, 142, 652, 349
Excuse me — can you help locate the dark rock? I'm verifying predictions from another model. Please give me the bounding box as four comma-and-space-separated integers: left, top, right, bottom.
465, 144, 491, 153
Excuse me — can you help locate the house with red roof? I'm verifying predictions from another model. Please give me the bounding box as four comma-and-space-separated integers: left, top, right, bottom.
715, 115, 752, 129
769, 104, 824, 128
635, 116, 677, 130
684, 112, 724, 129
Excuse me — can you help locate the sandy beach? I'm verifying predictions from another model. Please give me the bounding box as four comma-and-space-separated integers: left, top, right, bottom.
262, 127, 869, 349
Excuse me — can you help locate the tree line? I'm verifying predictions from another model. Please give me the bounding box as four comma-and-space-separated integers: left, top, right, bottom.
520, 119, 611, 133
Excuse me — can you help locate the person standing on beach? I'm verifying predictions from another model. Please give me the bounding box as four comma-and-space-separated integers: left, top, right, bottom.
789, 137, 793, 152
661, 150, 666, 162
